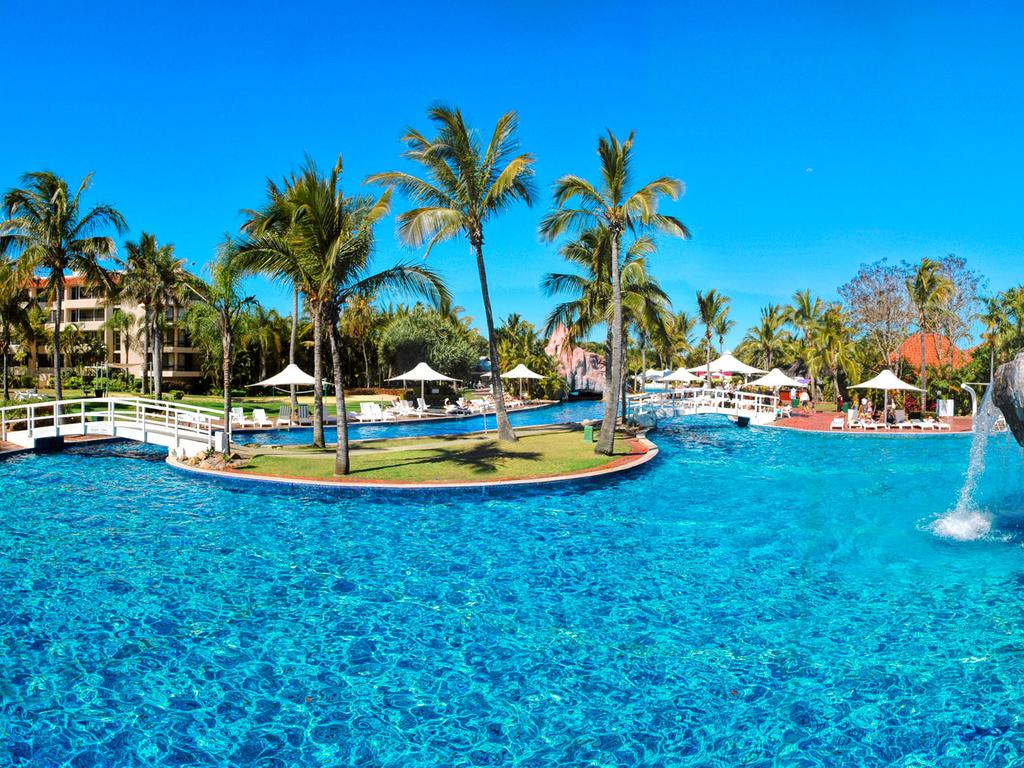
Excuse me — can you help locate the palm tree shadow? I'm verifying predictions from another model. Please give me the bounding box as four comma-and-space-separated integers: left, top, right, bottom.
349, 442, 544, 476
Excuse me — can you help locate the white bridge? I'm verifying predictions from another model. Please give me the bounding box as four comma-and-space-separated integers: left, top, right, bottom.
626, 387, 781, 427
0, 397, 227, 457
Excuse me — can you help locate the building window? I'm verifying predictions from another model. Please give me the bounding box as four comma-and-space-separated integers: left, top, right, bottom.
177, 353, 194, 370
69, 308, 106, 323
69, 285, 98, 301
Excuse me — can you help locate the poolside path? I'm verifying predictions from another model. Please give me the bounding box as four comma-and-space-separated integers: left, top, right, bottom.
770, 409, 973, 433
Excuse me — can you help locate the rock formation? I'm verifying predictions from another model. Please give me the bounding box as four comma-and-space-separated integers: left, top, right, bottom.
545, 325, 607, 394
993, 350, 1024, 447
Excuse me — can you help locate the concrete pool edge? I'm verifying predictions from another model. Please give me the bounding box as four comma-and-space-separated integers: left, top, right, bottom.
165, 433, 659, 490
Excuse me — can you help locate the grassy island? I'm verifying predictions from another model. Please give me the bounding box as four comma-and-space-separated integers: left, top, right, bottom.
224, 425, 650, 485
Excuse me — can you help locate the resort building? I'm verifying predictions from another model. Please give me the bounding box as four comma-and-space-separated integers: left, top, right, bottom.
892, 333, 975, 371
16, 273, 203, 388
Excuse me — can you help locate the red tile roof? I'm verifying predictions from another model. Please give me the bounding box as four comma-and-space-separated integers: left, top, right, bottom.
892, 333, 973, 369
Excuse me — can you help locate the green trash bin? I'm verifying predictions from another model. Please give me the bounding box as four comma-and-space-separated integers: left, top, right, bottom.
583, 425, 594, 443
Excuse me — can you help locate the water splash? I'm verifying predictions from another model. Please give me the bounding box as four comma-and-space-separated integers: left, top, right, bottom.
933, 389, 1000, 541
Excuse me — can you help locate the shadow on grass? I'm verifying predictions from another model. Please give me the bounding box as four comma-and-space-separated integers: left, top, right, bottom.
349, 442, 545, 476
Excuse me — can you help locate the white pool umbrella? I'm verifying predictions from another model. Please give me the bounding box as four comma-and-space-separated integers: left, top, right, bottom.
850, 369, 921, 417
743, 369, 806, 389
387, 362, 458, 400
688, 351, 766, 377
659, 367, 700, 384
501, 363, 544, 399
248, 363, 317, 388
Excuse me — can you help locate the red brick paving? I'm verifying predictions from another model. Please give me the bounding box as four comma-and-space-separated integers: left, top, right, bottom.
770, 409, 972, 434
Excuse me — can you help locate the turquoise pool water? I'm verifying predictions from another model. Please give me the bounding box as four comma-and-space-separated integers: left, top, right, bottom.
2, 417, 1024, 765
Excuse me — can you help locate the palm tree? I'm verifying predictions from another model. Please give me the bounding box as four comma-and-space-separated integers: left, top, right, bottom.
740, 304, 789, 370
0, 257, 30, 401
0, 171, 125, 401
338, 294, 380, 387
242, 156, 448, 473
979, 295, 1007, 382
696, 290, 728, 385
540, 131, 688, 455
906, 259, 953, 407
367, 106, 533, 443
713, 311, 734, 356
118, 233, 184, 397
664, 310, 696, 367
542, 227, 672, 421
102, 308, 137, 384
243, 304, 285, 382
180, 238, 255, 449
785, 289, 823, 398
241, 173, 305, 417
807, 306, 859, 406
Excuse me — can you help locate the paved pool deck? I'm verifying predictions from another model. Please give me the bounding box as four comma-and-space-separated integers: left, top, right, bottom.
767, 410, 973, 434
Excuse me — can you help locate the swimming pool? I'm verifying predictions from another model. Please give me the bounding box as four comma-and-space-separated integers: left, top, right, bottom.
2, 417, 1023, 765
236, 399, 605, 445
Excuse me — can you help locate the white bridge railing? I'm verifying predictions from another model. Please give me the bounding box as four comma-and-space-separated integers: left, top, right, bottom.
626, 387, 780, 426
0, 397, 227, 457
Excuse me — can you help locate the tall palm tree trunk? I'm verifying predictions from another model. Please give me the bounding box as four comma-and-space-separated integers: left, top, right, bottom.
289, 283, 299, 415
602, 330, 613, 408
312, 305, 325, 448
53, 277, 63, 402
990, 343, 995, 383
153, 318, 164, 399
221, 322, 232, 453
705, 332, 713, 387
141, 306, 152, 395
919, 319, 927, 411
362, 341, 371, 388
597, 232, 622, 456
619, 336, 629, 423
474, 243, 515, 443
3, 350, 9, 402
328, 320, 350, 475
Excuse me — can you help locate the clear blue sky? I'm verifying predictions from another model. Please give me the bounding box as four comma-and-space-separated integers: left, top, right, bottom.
3, 1, 1022, 348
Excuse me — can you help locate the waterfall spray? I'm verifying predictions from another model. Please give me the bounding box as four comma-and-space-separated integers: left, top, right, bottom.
932, 388, 1000, 540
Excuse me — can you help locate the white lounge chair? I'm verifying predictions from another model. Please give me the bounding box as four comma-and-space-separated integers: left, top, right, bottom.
351, 402, 386, 423
829, 417, 845, 430
392, 400, 426, 419
416, 397, 436, 415
892, 409, 914, 430
276, 406, 292, 427
230, 407, 251, 427
252, 408, 272, 428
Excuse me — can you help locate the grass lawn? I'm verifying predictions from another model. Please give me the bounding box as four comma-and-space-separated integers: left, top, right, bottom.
231, 426, 637, 483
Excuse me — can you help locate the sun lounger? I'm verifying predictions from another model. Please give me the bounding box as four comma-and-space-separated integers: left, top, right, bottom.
416, 397, 436, 415
251, 408, 272, 428
276, 406, 292, 427
319, 403, 337, 425
230, 407, 251, 427
295, 405, 312, 426
861, 419, 885, 430
829, 417, 845, 430
351, 402, 392, 422
392, 401, 426, 419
